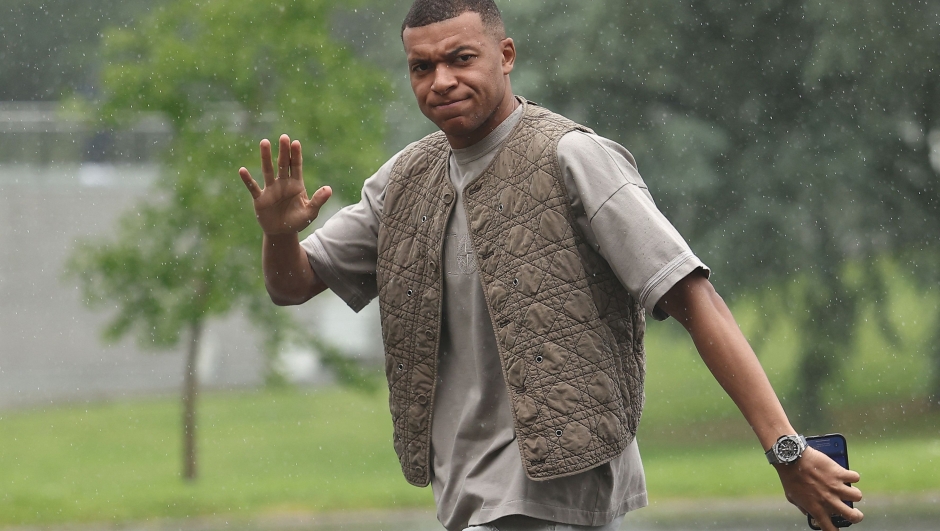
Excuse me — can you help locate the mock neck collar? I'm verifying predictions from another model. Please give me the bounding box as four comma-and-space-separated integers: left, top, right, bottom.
451, 98, 525, 165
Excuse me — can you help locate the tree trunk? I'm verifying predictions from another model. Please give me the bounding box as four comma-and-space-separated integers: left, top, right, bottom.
796, 344, 832, 430
794, 254, 857, 431
182, 319, 202, 481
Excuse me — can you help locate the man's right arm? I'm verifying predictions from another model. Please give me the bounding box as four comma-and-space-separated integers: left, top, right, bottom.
262, 232, 327, 305
239, 134, 333, 305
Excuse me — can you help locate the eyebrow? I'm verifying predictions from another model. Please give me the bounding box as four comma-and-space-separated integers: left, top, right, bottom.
444, 45, 476, 59
408, 44, 480, 67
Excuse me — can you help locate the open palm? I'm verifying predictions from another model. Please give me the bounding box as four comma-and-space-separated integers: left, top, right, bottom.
238, 134, 331, 235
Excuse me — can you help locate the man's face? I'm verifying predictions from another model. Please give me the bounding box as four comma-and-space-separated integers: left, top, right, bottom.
403, 12, 516, 149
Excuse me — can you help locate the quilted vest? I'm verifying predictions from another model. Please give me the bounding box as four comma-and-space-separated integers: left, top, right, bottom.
377, 100, 647, 487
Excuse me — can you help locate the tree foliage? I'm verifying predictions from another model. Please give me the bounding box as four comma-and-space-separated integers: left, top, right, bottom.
494, 0, 940, 424
0, 0, 160, 101
68, 0, 389, 479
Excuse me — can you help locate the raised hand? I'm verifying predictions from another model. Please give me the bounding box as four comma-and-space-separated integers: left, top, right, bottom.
239, 134, 332, 235
776, 447, 864, 531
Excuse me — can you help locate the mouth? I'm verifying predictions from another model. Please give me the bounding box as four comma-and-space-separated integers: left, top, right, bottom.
431, 98, 468, 111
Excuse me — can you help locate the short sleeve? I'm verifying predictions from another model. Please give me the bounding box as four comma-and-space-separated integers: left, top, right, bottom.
299, 150, 403, 312
557, 131, 709, 320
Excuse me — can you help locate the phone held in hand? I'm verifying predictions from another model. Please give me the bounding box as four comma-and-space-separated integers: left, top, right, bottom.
806, 433, 854, 529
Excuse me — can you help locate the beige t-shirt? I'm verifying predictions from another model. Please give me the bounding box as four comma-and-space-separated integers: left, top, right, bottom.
301, 104, 708, 531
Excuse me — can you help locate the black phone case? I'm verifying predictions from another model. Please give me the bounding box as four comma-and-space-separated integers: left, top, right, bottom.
806, 433, 853, 529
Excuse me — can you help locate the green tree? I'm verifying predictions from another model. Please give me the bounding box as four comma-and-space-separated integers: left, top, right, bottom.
494, 0, 939, 426
68, 0, 388, 480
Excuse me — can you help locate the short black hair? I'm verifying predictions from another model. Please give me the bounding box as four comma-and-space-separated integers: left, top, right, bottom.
401, 0, 505, 39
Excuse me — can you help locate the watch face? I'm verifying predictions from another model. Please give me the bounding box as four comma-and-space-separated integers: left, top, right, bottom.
776, 437, 802, 462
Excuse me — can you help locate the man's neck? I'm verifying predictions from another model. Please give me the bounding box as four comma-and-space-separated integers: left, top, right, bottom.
445, 92, 519, 149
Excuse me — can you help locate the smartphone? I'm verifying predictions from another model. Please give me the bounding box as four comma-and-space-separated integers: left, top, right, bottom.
806, 433, 853, 529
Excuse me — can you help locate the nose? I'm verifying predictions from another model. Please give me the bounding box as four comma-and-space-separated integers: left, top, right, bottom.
430, 64, 457, 95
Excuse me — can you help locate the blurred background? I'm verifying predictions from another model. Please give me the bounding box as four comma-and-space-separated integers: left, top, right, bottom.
1, 0, 938, 529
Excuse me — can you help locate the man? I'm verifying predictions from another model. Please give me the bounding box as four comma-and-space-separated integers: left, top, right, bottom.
238, 1, 864, 530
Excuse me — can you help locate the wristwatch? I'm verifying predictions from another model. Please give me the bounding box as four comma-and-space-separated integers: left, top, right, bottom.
765, 434, 807, 465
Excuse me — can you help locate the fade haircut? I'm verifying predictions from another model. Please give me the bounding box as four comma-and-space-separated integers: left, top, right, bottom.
401, 0, 505, 40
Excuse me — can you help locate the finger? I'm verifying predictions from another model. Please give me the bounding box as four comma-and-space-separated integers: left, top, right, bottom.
809, 508, 838, 531
841, 468, 861, 484
277, 134, 291, 180
304, 185, 333, 220
290, 139, 303, 181
836, 483, 863, 503
841, 506, 864, 524
238, 167, 262, 200
260, 139, 275, 186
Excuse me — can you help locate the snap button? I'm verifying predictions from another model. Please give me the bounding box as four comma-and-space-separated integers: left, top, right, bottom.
512, 278, 519, 287
497, 204, 504, 212
421, 215, 428, 222
414, 466, 424, 475
425, 329, 435, 340
442, 192, 453, 204
555, 429, 563, 437
416, 394, 428, 405
429, 260, 437, 271
535, 355, 543, 363
397, 363, 404, 371
406, 289, 413, 297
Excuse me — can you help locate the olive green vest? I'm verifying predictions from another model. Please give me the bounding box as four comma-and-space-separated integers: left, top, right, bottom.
377, 100, 646, 487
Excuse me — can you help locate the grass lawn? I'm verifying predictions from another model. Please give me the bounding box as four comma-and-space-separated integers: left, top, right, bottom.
1, 386, 938, 527
3, 269, 937, 526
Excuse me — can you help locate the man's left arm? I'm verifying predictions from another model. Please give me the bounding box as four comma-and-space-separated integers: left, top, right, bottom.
658, 270, 864, 531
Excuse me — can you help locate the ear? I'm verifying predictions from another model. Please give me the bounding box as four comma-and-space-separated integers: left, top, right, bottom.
500, 38, 516, 75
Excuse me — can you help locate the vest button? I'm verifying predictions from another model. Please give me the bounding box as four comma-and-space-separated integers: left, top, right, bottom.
442, 192, 453, 204
416, 394, 428, 405
555, 429, 563, 437
425, 329, 435, 340
414, 466, 424, 475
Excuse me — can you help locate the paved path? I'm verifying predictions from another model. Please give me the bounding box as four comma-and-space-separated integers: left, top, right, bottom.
5, 494, 939, 531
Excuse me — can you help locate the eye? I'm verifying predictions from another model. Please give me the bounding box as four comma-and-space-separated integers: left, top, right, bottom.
411, 63, 429, 73
457, 54, 473, 62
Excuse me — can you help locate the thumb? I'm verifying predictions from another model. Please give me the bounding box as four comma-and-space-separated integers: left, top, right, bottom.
306, 186, 333, 219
